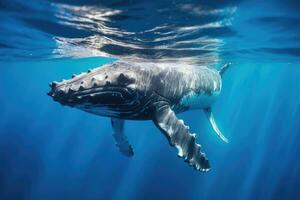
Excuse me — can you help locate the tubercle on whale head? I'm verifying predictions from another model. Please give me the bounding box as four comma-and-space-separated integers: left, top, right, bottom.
47, 66, 139, 109
47, 68, 98, 97
47, 78, 73, 105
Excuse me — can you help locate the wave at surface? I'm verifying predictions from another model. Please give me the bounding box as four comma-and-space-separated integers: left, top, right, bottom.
0, 0, 300, 64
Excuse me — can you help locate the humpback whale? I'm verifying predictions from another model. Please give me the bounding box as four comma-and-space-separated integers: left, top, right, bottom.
48, 61, 230, 172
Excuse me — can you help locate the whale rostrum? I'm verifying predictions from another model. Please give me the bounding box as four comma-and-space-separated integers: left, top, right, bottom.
48, 61, 230, 172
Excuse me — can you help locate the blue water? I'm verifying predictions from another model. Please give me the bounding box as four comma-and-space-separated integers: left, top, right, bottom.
1, 0, 300, 200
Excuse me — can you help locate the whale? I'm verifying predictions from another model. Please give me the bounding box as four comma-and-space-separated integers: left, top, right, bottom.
48, 61, 230, 172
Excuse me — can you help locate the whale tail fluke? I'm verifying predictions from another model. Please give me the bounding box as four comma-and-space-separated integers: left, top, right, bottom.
219, 63, 231, 77
204, 108, 229, 143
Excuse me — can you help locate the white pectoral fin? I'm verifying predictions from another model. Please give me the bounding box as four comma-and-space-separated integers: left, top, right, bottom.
153, 106, 210, 172
204, 108, 229, 143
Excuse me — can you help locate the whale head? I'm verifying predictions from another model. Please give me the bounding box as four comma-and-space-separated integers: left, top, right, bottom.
48, 65, 142, 118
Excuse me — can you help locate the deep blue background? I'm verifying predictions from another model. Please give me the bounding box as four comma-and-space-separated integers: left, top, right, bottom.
0, 58, 299, 200
1, 0, 300, 199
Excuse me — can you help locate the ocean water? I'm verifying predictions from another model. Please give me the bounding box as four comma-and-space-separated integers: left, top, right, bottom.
1, 1, 300, 200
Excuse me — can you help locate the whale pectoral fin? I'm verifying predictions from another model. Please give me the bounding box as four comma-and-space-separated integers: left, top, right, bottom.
153, 106, 210, 172
204, 108, 229, 143
111, 118, 134, 157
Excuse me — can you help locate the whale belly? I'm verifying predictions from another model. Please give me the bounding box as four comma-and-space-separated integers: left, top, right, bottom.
179, 91, 219, 110
176, 71, 222, 111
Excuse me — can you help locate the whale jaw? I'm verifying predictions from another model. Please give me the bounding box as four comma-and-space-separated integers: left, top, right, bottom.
47, 66, 142, 118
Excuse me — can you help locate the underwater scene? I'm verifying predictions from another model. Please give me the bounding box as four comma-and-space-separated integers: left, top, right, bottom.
0, 0, 300, 200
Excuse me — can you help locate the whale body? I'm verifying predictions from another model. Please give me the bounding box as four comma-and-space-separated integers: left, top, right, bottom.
48, 61, 230, 172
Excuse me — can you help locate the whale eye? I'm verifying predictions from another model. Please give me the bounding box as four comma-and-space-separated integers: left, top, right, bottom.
117, 73, 135, 85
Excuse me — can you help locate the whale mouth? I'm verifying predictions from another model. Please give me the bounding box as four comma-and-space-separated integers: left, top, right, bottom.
48, 85, 138, 107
